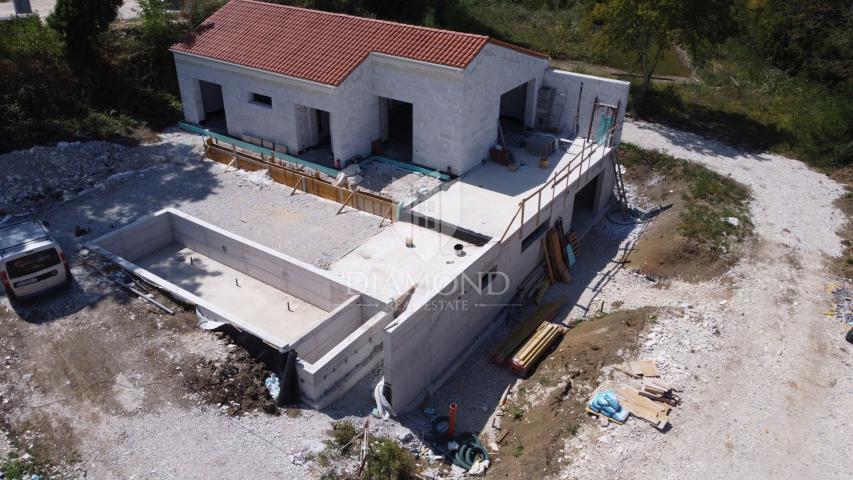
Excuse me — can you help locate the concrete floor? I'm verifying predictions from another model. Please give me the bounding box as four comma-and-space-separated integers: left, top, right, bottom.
137, 243, 330, 345
330, 222, 482, 304
411, 136, 611, 238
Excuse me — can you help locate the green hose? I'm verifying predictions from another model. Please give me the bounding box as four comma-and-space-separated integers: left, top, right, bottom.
450, 433, 489, 470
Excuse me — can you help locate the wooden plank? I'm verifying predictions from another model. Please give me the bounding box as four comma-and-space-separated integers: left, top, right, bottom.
616, 386, 670, 430
541, 237, 555, 283
629, 360, 660, 378
549, 230, 571, 283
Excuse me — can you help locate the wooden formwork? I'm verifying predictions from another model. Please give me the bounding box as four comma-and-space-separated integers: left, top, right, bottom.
204, 138, 398, 222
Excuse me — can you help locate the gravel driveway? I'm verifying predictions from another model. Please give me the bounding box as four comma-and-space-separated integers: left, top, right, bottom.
549, 120, 853, 479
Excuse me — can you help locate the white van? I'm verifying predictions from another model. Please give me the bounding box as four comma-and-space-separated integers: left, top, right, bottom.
0, 214, 71, 303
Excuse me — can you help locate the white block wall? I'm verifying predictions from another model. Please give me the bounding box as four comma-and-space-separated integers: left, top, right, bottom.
173, 43, 549, 175
543, 69, 630, 143
383, 154, 618, 413
460, 43, 549, 173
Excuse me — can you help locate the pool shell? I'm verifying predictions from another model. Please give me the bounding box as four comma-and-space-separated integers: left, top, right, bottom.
87, 208, 392, 408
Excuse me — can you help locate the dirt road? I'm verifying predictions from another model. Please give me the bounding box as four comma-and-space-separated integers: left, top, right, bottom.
555, 121, 852, 479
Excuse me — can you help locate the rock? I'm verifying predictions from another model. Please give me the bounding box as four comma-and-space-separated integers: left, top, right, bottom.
724, 216, 740, 227
398, 432, 414, 443
290, 451, 306, 465
599, 416, 610, 428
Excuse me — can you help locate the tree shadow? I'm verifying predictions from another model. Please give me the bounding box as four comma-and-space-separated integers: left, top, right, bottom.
3, 138, 222, 323
635, 86, 794, 159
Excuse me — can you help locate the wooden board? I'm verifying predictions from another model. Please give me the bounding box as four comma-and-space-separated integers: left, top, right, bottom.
584, 406, 625, 425
629, 360, 660, 377
616, 386, 670, 430
549, 229, 571, 283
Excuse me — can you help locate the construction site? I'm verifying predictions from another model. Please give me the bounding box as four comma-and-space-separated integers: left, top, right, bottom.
1, 1, 851, 479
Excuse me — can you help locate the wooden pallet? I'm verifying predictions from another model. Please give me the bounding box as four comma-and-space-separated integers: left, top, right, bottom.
567, 230, 580, 257
584, 406, 625, 425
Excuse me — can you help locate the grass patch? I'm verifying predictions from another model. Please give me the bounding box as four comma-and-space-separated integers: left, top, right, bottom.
326, 419, 359, 457
635, 41, 852, 170
513, 442, 525, 457
508, 404, 525, 420
362, 436, 417, 480
620, 143, 752, 253
1, 453, 44, 480
320, 421, 417, 479
561, 422, 581, 437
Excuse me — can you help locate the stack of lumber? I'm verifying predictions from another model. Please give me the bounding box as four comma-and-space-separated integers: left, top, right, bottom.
546, 228, 571, 283
510, 322, 566, 377
488, 299, 566, 365
640, 378, 680, 406
616, 386, 671, 430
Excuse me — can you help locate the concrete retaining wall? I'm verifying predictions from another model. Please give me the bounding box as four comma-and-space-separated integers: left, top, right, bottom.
93, 213, 174, 263
298, 308, 394, 408
168, 212, 351, 311
88, 208, 391, 409
383, 154, 617, 413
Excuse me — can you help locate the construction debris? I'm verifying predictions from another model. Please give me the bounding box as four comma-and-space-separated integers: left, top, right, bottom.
615, 386, 670, 430
614, 359, 661, 378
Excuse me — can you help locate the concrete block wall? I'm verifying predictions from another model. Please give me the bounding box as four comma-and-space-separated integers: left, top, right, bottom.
383, 240, 508, 412
292, 294, 363, 364
383, 151, 617, 413
460, 43, 549, 173
174, 45, 553, 175
298, 308, 394, 408
543, 69, 630, 143
368, 54, 467, 173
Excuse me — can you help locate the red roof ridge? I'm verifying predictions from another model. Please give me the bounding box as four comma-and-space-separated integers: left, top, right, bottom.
171, 0, 549, 85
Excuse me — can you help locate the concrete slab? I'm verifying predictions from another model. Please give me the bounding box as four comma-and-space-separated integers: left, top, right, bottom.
329, 222, 483, 304
411, 137, 611, 238
137, 243, 329, 345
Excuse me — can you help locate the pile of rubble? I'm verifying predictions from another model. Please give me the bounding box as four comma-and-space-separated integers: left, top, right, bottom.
0, 133, 196, 215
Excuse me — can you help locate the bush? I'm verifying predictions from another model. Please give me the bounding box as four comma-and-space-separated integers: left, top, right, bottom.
362, 436, 416, 480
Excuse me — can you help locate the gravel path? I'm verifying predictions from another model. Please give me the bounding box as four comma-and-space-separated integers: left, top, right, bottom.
549, 120, 852, 479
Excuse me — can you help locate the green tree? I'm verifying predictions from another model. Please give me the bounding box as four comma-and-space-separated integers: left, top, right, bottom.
593, 0, 735, 108
738, 0, 853, 87
47, 0, 122, 66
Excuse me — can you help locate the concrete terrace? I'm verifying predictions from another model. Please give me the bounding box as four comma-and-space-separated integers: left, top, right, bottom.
411, 136, 613, 238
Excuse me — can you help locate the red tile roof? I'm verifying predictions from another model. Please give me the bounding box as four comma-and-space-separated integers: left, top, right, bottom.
171, 0, 548, 86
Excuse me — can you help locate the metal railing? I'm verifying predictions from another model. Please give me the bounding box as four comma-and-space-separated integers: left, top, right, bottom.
498, 126, 619, 244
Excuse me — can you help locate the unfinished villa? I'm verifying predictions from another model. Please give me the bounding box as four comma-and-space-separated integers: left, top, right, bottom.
90, 0, 630, 412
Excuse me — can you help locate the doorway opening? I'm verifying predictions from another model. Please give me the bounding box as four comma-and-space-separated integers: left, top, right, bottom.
199, 80, 227, 134
498, 81, 531, 146
570, 173, 600, 236
379, 97, 413, 162
298, 106, 333, 167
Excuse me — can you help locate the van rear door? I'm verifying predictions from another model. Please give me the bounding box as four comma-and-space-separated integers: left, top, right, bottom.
4, 247, 67, 297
